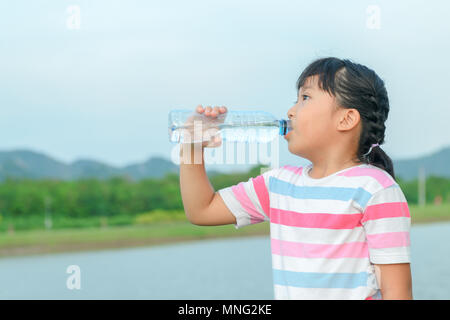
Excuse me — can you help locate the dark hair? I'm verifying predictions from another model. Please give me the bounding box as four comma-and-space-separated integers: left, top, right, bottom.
296, 57, 396, 181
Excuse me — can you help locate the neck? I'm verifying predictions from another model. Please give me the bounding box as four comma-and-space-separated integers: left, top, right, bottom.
308, 157, 362, 179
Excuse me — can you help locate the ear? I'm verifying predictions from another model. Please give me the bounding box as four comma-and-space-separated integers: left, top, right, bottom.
337, 108, 360, 131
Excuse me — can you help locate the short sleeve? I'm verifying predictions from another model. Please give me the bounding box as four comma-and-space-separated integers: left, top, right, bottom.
361, 184, 411, 264
217, 167, 279, 230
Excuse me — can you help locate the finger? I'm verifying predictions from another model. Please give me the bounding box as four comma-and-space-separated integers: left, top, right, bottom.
205, 106, 212, 115
196, 105, 204, 113
211, 106, 220, 117
213, 135, 222, 147
219, 106, 227, 113
204, 134, 222, 148
204, 137, 215, 148
207, 136, 218, 148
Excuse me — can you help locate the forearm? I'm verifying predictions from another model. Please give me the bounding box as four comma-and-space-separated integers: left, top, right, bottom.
377, 263, 413, 300
381, 290, 413, 300
380, 280, 413, 300
179, 143, 215, 222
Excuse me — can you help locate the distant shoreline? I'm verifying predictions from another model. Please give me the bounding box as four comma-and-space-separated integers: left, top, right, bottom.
0, 222, 270, 259
0, 232, 270, 259
1, 214, 449, 259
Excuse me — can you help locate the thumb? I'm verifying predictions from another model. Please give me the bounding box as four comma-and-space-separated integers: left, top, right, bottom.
203, 133, 222, 148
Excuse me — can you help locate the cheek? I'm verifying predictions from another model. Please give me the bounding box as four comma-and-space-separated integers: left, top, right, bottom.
296, 107, 313, 137
296, 106, 331, 138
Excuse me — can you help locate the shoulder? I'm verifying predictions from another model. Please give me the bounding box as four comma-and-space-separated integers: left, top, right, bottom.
335, 164, 401, 211
340, 164, 397, 191
353, 165, 408, 211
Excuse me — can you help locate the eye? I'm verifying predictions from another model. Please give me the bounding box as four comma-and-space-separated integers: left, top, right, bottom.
294, 95, 310, 104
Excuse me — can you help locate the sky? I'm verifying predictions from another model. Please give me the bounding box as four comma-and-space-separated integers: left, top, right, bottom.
1, 0, 449, 172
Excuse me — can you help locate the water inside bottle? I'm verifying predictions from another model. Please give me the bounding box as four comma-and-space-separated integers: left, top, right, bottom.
170, 121, 291, 144
215, 124, 274, 143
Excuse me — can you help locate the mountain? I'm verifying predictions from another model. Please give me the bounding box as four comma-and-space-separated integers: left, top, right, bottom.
0, 146, 449, 181
0, 150, 72, 180
0, 150, 180, 181
123, 156, 180, 180
71, 159, 122, 180
393, 146, 450, 181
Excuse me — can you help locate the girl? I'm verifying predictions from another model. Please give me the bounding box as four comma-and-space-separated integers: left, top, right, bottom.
179, 57, 412, 300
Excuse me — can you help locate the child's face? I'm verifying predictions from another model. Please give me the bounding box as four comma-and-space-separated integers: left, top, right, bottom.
285, 75, 345, 159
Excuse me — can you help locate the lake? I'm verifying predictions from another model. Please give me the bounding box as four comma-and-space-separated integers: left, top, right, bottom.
0, 221, 448, 299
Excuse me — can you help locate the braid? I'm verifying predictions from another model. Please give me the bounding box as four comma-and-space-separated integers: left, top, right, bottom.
358, 103, 393, 178
360, 78, 388, 156
358, 121, 381, 160
361, 111, 385, 149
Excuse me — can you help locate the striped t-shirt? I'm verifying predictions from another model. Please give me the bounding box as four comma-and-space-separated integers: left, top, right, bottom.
217, 163, 411, 300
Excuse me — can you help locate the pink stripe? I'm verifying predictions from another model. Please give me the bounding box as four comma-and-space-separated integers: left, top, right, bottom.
361, 202, 410, 223
232, 182, 265, 224
271, 208, 363, 229
252, 175, 270, 218
338, 167, 395, 188
366, 231, 410, 249
283, 165, 303, 175
271, 238, 369, 259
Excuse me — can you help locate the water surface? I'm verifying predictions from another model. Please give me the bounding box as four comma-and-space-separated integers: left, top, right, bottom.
0, 222, 448, 299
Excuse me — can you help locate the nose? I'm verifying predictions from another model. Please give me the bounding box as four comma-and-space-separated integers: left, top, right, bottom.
287, 106, 295, 120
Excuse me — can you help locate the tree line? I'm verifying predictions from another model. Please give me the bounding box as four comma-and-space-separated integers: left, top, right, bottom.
0, 165, 262, 219
0, 164, 448, 229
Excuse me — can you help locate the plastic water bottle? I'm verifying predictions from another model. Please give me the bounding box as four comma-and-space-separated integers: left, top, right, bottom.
168, 109, 292, 144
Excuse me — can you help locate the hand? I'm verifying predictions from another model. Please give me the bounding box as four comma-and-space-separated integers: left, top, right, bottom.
183, 105, 228, 148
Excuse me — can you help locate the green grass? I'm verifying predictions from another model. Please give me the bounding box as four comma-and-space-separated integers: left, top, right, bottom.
410, 203, 450, 224
0, 219, 270, 257
0, 203, 449, 258
0, 210, 188, 232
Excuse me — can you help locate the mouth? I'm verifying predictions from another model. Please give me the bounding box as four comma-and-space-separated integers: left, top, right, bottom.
284, 131, 292, 140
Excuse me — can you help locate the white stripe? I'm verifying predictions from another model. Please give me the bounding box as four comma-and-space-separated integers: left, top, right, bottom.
369, 247, 411, 264
366, 185, 407, 206
276, 168, 304, 183
340, 164, 397, 190
262, 167, 277, 188
277, 165, 390, 193
270, 222, 366, 244
271, 196, 363, 215
217, 187, 251, 229
363, 217, 411, 235
271, 254, 373, 274
273, 284, 377, 300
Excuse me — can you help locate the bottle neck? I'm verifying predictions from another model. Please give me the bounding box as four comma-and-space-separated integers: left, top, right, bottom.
278, 119, 292, 136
